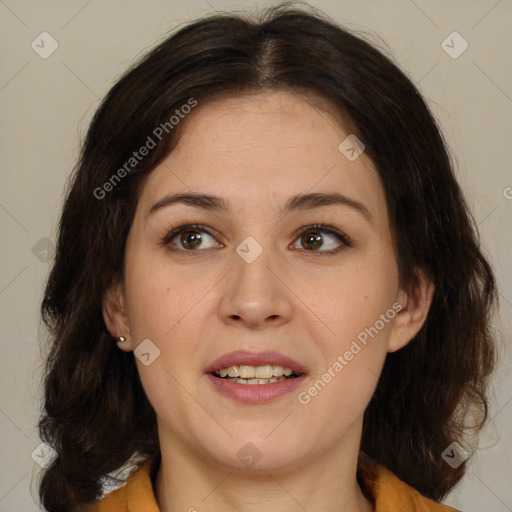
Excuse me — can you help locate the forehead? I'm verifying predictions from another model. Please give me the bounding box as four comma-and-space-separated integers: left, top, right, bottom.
138, 91, 387, 221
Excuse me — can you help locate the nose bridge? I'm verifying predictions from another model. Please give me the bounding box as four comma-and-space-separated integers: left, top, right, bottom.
218, 234, 293, 328
233, 236, 278, 302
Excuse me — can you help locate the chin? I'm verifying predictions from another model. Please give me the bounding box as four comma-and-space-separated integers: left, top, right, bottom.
199, 432, 311, 474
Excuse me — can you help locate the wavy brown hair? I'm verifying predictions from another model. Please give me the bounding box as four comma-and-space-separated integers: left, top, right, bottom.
38, 2, 498, 510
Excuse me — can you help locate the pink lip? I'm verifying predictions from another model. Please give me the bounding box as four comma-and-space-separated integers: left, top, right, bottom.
203, 350, 309, 404
205, 373, 307, 403
203, 350, 309, 375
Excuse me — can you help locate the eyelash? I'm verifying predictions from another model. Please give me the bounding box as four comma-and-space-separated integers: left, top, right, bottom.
159, 222, 352, 256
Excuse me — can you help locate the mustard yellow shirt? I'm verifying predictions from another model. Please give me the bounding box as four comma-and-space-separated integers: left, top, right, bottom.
87, 458, 461, 511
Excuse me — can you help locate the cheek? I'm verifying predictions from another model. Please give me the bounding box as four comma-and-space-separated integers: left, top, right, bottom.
123, 259, 206, 421
298, 297, 397, 437
124, 252, 202, 341
296, 353, 382, 445
297, 249, 398, 400
302, 251, 398, 341
123, 254, 215, 401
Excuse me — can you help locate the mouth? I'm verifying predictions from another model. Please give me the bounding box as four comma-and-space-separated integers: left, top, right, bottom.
204, 351, 307, 403
212, 364, 302, 385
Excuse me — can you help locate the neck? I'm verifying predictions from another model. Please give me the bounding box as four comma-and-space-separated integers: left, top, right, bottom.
154, 423, 374, 512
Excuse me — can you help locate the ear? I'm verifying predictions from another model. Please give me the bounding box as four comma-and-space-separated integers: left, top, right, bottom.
102, 279, 134, 352
387, 269, 435, 353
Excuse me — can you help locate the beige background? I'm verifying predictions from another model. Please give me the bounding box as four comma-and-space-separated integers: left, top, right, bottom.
0, 0, 511, 510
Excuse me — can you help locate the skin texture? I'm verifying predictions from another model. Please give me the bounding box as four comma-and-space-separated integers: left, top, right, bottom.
103, 91, 434, 512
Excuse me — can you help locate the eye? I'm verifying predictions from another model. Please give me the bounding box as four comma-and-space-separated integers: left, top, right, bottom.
161, 224, 222, 252
290, 224, 352, 254
160, 222, 351, 255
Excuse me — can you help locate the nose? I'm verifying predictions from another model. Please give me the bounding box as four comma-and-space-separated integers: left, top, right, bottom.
218, 244, 294, 330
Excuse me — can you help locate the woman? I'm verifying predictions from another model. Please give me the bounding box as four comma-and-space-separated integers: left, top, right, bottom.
37, 3, 497, 511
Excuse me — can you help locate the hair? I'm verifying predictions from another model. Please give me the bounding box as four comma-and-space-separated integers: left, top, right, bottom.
38, 2, 498, 510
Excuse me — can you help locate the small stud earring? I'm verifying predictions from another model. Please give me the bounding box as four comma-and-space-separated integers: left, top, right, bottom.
118, 336, 126, 343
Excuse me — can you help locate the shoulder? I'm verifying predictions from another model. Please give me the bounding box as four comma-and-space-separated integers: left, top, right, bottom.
82, 459, 159, 512
80, 486, 128, 512
362, 462, 462, 512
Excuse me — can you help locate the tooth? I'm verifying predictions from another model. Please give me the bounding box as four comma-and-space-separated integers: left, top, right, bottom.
255, 365, 273, 378
222, 375, 290, 385
273, 365, 285, 377
239, 365, 255, 378
218, 364, 297, 381
227, 366, 239, 377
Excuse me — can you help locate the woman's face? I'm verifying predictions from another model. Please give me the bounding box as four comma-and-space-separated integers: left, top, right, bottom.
111, 91, 422, 473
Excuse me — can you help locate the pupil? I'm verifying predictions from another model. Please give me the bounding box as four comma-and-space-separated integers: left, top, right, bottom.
181, 231, 201, 249
302, 232, 322, 250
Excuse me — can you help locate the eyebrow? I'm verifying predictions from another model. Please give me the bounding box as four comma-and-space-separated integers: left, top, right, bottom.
148, 191, 373, 223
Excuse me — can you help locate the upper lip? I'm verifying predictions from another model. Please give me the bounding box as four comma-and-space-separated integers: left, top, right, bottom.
204, 350, 309, 375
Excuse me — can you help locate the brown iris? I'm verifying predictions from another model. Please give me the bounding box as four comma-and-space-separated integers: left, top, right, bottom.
180, 230, 202, 250
301, 231, 323, 250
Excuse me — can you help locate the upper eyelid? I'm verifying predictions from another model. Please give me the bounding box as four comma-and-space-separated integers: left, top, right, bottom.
163, 224, 222, 246
294, 223, 351, 241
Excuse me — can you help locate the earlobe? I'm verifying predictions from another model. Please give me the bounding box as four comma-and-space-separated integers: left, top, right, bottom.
387, 270, 435, 353
102, 281, 134, 351
115, 335, 133, 352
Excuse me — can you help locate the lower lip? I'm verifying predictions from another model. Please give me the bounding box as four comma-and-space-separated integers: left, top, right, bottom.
205, 373, 307, 403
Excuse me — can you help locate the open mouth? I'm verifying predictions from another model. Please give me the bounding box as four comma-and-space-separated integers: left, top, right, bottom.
212, 364, 302, 385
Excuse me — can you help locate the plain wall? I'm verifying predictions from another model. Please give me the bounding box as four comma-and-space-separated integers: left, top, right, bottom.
0, 0, 510, 510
